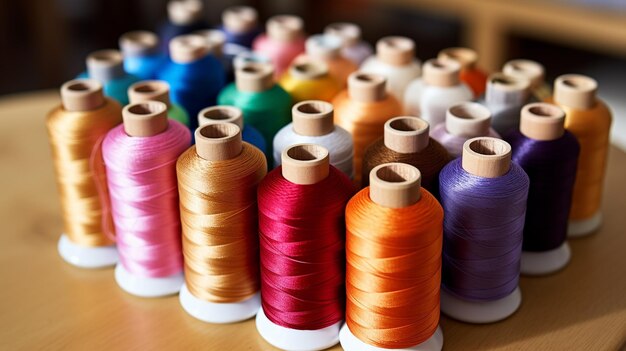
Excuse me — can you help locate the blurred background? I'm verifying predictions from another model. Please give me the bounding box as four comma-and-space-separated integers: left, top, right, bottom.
1, 0, 625, 146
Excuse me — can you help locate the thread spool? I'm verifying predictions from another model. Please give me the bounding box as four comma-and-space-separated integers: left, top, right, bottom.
279, 57, 341, 103
157, 34, 226, 132
340, 163, 444, 351
128, 80, 189, 127
193, 29, 238, 83
324, 22, 373, 65
438, 47, 487, 98
47, 79, 122, 268
360, 36, 421, 104
256, 144, 354, 351
404, 58, 472, 126
547, 74, 612, 237
484, 73, 532, 136
82, 49, 140, 105
431, 102, 501, 158
503, 59, 551, 101
218, 62, 291, 159
103, 102, 190, 296
505, 103, 579, 275
333, 72, 403, 186
159, 0, 208, 53
220, 6, 261, 48
305, 34, 358, 89
439, 137, 529, 323
177, 122, 267, 322
198, 105, 266, 153
362, 117, 450, 197
252, 15, 306, 77
119, 31, 164, 80
273, 100, 354, 177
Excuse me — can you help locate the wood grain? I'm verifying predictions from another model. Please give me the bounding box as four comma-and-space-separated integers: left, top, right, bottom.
1, 91, 625, 350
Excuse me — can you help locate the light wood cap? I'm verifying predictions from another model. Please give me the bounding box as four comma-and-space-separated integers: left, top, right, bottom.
486, 73, 531, 104
554, 74, 597, 110
376, 36, 415, 66
446, 102, 491, 138
306, 34, 342, 59
86, 49, 125, 82
324, 22, 361, 47
235, 62, 275, 92
384, 116, 429, 154
60, 79, 106, 112
119, 31, 159, 57
503, 59, 545, 90
438, 47, 478, 70
194, 122, 243, 161
462, 137, 511, 178
267, 15, 304, 42
128, 80, 171, 107
198, 106, 243, 130
289, 57, 329, 80
369, 163, 421, 208
281, 144, 330, 185
169, 34, 210, 63
520, 103, 565, 141
423, 58, 461, 87
222, 6, 258, 34
168, 0, 203, 25
122, 101, 168, 137
292, 101, 334, 136
193, 29, 225, 57
347, 72, 386, 102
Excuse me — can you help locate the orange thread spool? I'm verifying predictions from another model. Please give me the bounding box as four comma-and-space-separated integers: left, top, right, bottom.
279, 57, 340, 103
344, 163, 443, 349
333, 72, 403, 186
438, 47, 487, 98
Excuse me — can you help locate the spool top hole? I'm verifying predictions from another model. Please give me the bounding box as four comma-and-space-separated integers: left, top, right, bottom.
296, 101, 331, 115
201, 107, 239, 121
389, 117, 428, 132
67, 83, 90, 91
449, 103, 490, 120
128, 102, 163, 115
286, 144, 326, 161
376, 163, 418, 183
468, 138, 508, 156
199, 123, 238, 139
528, 105, 559, 117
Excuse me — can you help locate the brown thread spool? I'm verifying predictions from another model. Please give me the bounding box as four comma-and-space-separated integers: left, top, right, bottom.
362, 116, 450, 196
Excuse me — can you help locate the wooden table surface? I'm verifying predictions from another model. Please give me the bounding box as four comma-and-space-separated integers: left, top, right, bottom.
1, 91, 625, 351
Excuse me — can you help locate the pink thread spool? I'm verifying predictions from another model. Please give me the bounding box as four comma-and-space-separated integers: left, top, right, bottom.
252, 15, 306, 77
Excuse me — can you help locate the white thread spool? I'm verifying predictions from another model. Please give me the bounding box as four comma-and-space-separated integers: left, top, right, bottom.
324, 22, 373, 65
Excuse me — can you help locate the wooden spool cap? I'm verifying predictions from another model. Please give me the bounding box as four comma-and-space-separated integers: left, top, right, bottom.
384, 116, 430, 154
423, 58, 461, 87
554, 74, 598, 110
168, 0, 203, 25
193, 29, 225, 57
462, 137, 512, 178
194, 122, 243, 161
306, 34, 342, 59
520, 102, 565, 141
235, 62, 275, 92
289, 58, 329, 80
325, 22, 361, 47
198, 106, 244, 130
86, 49, 125, 82
446, 102, 491, 138
486, 73, 531, 104
119, 31, 159, 57
267, 15, 304, 42
123, 101, 168, 137
222, 6, 258, 34
128, 80, 171, 107
281, 144, 330, 185
369, 163, 422, 208
503, 59, 545, 90
348, 72, 386, 102
292, 100, 335, 136
376, 36, 415, 66
60, 79, 105, 112
438, 47, 478, 70
169, 34, 210, 64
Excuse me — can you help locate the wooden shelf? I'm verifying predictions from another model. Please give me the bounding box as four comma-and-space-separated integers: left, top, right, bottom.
1, 91, 625, 350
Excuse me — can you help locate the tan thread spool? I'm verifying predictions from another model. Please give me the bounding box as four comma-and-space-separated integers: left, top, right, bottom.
384, 116, 430, 154
519, 103, 565, 141
462, 137, 512, 178
169, 34, 210, 64
122, 101, 169, 137
446, 102, 492, 138
438, 47, 478, 70
86, 50, 125, 82
423, 59, 461, 87
61, 79, 106, 111
128, 80, 172, 107
194, 122, 243, 161
168, 0, 203, 25
198, 106, 244, 130
119, 31, 159, 57
281, 144, 330, 185
222, 6, 258, 33
376, 36, 415, 66
369, 163, 422, 208
267, 15, 304, 42
235, 62, 275, 92
347, 72, 386, 102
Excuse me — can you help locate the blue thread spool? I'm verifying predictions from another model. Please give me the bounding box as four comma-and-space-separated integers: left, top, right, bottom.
119, 31, 165, 80
79, 49, 140, 106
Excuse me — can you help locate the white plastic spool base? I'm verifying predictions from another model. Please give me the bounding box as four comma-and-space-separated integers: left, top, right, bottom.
521, 242, 571, 276
115, 263, 183, 297
57, 234, 118, 268
255, 306, 341, 351
179, 283, 260, 323
339, 323, 443, 351
568, 211, 602, 238
440, 287, 522, 324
